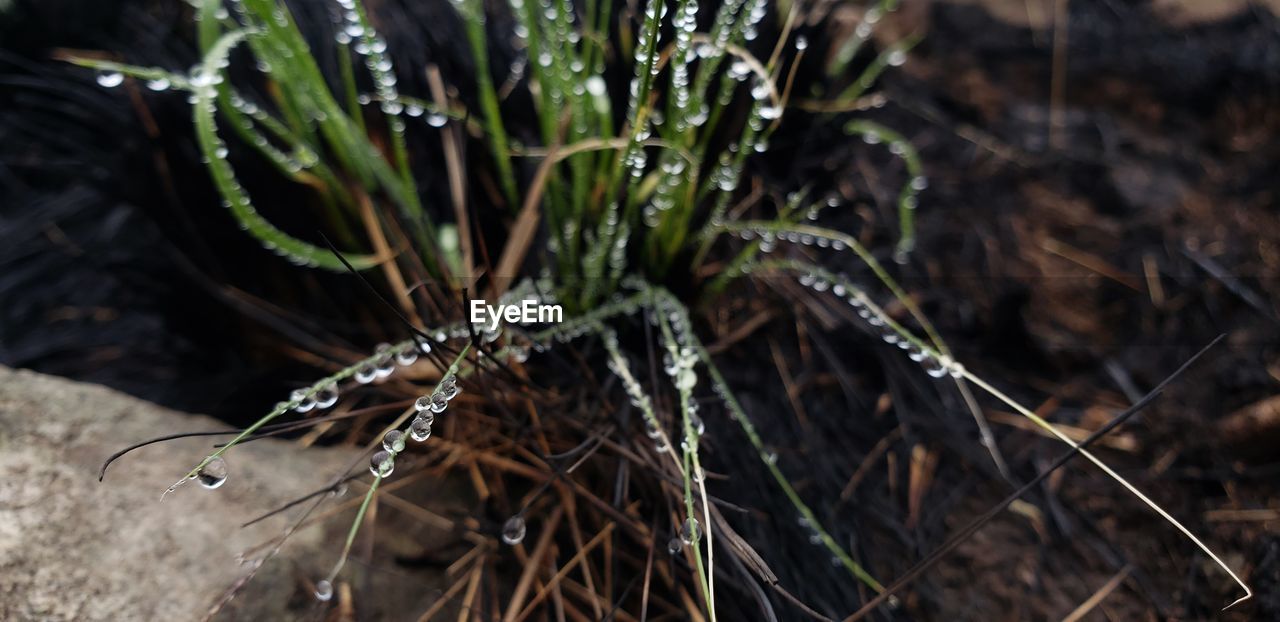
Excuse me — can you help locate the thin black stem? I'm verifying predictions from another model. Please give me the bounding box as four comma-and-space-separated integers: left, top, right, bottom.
842, 334, 1225, 621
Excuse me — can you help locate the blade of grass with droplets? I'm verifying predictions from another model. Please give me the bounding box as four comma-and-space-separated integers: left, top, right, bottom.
589, 0, 672, 305
189, 29, 380, 270
644, 285, 887, 595
170, 339, 423, 493
826, 0, 902, 79
719, 219, 1012, 477
655, 309, 717, 621
323, 341, 474, 584
747, 260, 1252, 608
844, 120, 924, 262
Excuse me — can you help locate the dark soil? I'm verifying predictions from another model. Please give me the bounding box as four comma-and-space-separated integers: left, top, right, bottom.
2, 0, 1278, 619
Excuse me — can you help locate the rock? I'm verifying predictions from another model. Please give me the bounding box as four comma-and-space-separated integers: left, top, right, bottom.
0, 367, 362, 621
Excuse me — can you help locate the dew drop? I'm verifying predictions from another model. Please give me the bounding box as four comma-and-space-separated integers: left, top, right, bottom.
315, 384, 339, 409
667, 536, 683, 554
369, 450, 395, 477
750, 80, 771, 101
644, 419, 662, 439
690, 412, 705, 435
395, 349, 418, 367
409, 416, 433, 441
680, 517, 701, 544
887, 50, 907, 67
354, 364, 376, 384
439, 381, 460, 401
196, 457, 228, 489
314, 579, 333, 602
382, 429, 406, 453
291, 389, 316, 413
501, 515, 527, 545
429, 392, 449, 413
145, 77, 171, 91
95, 71, 124, 88
922, 356, 948, 379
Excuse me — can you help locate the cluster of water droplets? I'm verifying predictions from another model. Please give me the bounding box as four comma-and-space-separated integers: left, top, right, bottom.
792, 269, 965, 380
226, 93, 319, 173
663, 346, 699, 398
367, 372, 461, 479
666, 0, 700, 133
795, 514, 828, 547
601, 328, 675, 458
643, 157, 690, 227
736, 225, 848, 254
615, 0, 665, 187
668, 516, 702, 554
290, 382, 340, 413
352, 341, 425, 385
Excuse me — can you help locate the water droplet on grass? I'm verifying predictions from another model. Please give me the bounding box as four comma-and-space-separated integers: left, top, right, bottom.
196, 457, 228, 489
922, 356, 948, 378
395, 349, 418, 366
96, 71, 124, 88
314, 579, 333, 601
291, 389, 316, 413
315, 384, 339, 409
369, 450, 394, 477
680, 518, 700, 544
409, 416, 433, 441
382, 430, 405, 453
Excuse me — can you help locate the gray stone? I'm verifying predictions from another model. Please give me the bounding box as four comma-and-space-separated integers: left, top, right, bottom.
0, 367, 362, 621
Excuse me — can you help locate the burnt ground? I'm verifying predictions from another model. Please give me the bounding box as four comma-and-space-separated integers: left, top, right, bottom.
3, 0, 1280, 619
843, 0, 1280, 618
